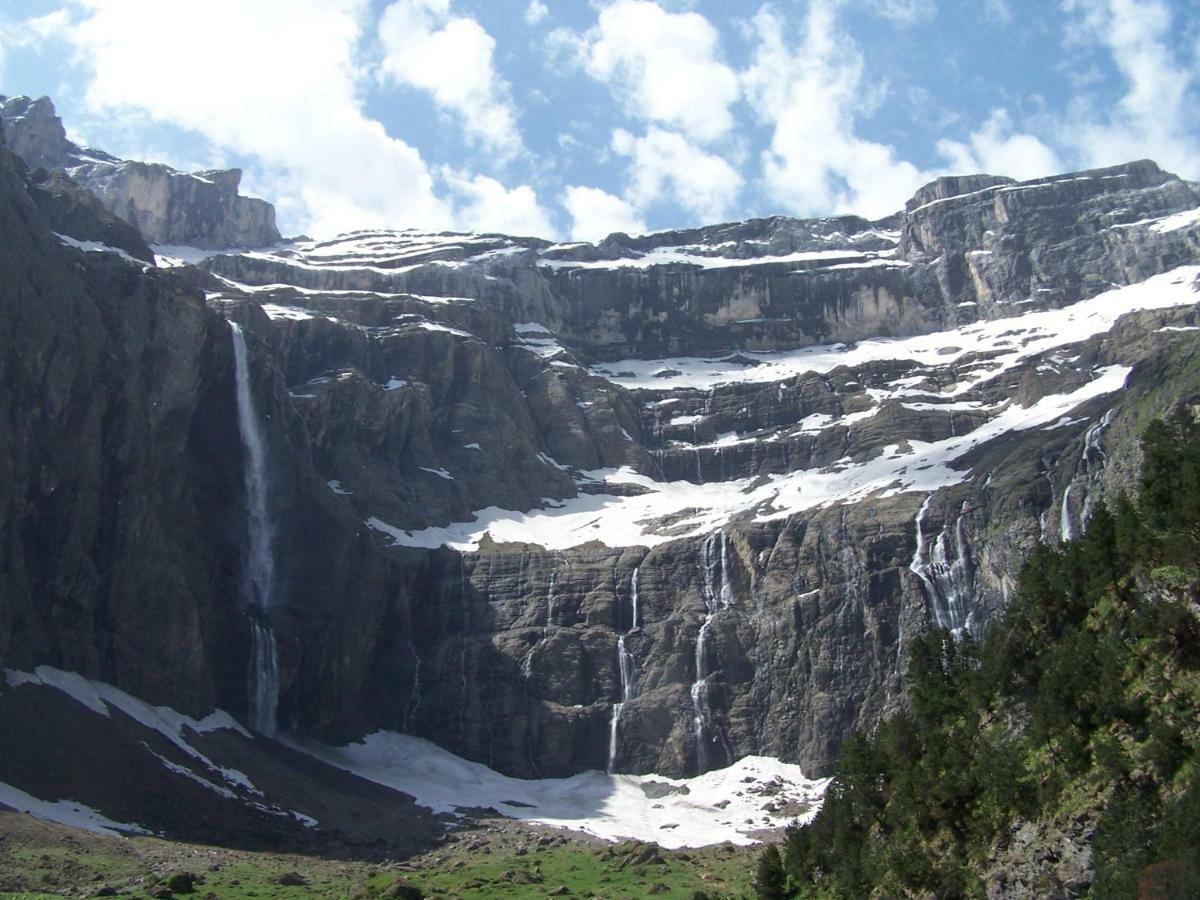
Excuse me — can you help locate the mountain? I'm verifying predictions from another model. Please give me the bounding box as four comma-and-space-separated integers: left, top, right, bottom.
0, 95, 280, 249
0, 95, 1198, 881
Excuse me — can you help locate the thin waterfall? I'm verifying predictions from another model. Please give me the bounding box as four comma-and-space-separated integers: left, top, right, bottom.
546, 569, 559, 627
630, 567, 640, 630
1060, 484, 1076, 542
607, 566, 640, 773
1073, 408, 1117, 533
692, 532, 733, 774
230, 322, 279, 737
405, 640, 422, 731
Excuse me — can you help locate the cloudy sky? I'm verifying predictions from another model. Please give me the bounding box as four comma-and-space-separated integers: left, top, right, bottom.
2, 0, 1197, 241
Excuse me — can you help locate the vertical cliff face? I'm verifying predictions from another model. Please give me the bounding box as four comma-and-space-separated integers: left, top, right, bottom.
0, 135, 400, 739
184, 161, 1199, 779
1, 95, 1199, 788
0, 137, 245, 713
0, 96, 281, 249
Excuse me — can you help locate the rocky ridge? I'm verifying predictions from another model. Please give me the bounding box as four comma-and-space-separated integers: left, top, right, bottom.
0, 95, 280, 249
0, 95, 1199, 822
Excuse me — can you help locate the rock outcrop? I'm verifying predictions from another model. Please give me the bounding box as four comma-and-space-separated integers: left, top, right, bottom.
0, 95, 280, 249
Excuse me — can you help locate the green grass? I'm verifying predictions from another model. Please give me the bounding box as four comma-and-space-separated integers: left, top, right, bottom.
0, 821, 759, 899
367, 839, 755, 899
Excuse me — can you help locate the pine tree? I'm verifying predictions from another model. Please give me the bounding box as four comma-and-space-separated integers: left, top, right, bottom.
754, 844, 787, 900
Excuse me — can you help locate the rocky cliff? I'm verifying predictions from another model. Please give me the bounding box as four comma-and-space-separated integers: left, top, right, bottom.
191, 161, 1200, 779
0, 95, 280, 249
0, 101, 1199, 803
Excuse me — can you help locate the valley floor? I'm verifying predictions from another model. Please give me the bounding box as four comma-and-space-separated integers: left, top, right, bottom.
0, 809, 759, 899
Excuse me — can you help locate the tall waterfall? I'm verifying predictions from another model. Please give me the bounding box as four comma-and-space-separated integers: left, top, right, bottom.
910, 496, 974, 637
230, 322, 279, 736
607, 567, 640, 773
692, 532, 734, 775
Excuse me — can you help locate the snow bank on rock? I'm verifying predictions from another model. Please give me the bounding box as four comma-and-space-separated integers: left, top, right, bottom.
0, 781, 152, 837
292, 731, 828, 848
592, 266, 1200, 391
366, 365, 1132, 550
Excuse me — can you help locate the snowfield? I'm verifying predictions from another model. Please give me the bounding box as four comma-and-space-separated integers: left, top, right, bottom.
360, 267, 1198, 551
367, 366, 1132, 551
292, 731, 828, 849
0, 668, 825, 848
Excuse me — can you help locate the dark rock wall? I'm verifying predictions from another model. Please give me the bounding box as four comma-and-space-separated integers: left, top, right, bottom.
2, 109, 1199, 787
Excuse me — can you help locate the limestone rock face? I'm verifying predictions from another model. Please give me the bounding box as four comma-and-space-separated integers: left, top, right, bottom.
188, 161, 1200, 779
25, 168, 154, 262
0, 95, 280, 249
2, 100, 1200, 790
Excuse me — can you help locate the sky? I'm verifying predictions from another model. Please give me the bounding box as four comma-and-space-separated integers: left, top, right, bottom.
0, 0, 1197, 242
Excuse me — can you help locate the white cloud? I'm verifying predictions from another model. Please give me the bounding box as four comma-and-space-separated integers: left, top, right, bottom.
377, 0, 523, 159
0, 9, 72, 78
52, 0, 554, 239
937, 109, 1062, 180
742, 2, 934, 218
864, 0, 936, 24
60, 0, 450, 237
1058, 0, 1199, 178
573, 0, 740, 144
563, 185, 646, 241
612, 127, 742, 221
443, 168, 557, 238
524, 1, 548, 25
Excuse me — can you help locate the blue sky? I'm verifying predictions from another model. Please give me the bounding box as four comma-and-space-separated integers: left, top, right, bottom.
1, 0, 1197, 241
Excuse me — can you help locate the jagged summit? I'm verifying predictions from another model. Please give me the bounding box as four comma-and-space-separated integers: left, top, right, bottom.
0, 94, 280, 249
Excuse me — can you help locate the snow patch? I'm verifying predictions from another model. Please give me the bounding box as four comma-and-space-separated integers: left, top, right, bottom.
0, 782, 152, 837
592, 267, 1200, 391
290, 732, 827, 849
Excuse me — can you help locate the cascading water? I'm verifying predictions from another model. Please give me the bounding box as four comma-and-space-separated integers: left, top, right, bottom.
630, 567, 640, 630
546, 569, 559, 627
1060, 484, 1077, 542
910, 496, 974, 637
230, 322, 279, 737
692, 532, 734, 774
1068, 408, 1117, 536
607, 567, 640, 773
405, 640, 422, 731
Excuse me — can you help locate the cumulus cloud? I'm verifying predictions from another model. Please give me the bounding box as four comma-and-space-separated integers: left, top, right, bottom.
377, 0, 523, 159
612, 127, 743, 222
59, 0, 449, 236
570, 0, 740, 144
524, 1, 548, 26
937, 109, 1063, 180
443, 169, 557, 238
46, 0, 556, 239
1058, 0, 1200, 178
742, 2, 934, 218
563, 185, 646, 241
0, 9, 72, 78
